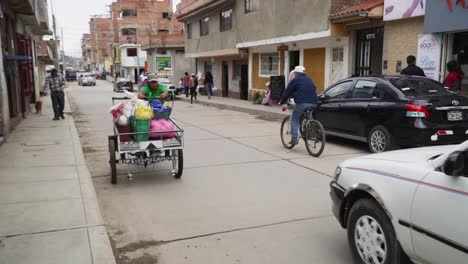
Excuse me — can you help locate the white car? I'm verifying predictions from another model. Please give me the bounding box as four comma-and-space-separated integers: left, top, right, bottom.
78, 73, 96, 86
330, 141, 468, 264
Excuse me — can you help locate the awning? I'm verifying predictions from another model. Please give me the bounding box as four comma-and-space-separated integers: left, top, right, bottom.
330, 0, 384, 23
185, 48, 246, 58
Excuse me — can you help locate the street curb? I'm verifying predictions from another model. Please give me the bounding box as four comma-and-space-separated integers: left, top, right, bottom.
64, 91, 117, 264
177, 96, 288, 121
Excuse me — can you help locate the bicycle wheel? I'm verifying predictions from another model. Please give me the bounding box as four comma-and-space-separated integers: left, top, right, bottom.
280, 116, 295, 149
304, 120, 326, 157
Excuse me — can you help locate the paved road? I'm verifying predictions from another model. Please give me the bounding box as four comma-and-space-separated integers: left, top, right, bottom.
68, 80, 368, 264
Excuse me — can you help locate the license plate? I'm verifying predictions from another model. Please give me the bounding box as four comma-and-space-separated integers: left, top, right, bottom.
117, 156, 172, 164
447, 111, 463, 121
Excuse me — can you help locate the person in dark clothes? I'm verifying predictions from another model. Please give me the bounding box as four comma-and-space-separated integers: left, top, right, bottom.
400, 55, 426, 77
43, 69, 67, 121
205, 71, 214, 99
279, 66, 318, 146
189, 73, 198, 104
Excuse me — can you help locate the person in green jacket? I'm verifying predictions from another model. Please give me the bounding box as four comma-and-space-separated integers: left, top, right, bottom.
138, 73, 169, 101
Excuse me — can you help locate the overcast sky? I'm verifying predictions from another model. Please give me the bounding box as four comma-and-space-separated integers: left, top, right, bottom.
49, 0, 181, 58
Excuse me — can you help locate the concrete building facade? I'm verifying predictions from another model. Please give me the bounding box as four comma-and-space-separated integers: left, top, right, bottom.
177, 0, 346, 101
0, 0, 51, 140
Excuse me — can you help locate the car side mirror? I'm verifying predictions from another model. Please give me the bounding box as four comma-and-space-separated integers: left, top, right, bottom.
443, 152, 465, 177
318, 94, 326, 101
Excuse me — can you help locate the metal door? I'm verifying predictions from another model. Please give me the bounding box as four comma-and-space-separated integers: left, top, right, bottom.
355, 28, 384, 76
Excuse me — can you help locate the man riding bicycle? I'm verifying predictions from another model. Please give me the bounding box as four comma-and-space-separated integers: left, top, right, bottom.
279, 66, 318, 146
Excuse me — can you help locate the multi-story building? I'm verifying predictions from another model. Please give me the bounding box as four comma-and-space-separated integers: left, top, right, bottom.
81, 34, 92, 71
0, 0, 51, 139
89, 15, 113, 72
177, 0, 343, 100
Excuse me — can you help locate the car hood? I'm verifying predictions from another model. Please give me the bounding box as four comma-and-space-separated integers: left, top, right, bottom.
355, 145, 455, 164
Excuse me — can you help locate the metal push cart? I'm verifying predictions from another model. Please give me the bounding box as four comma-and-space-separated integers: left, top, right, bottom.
108, 96, 184, 184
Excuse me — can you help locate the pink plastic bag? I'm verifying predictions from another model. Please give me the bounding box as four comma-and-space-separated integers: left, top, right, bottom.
149, 120, 176, 139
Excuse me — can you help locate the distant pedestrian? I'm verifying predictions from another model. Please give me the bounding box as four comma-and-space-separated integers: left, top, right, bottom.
444, 60, 464, 93
400, 55, 426, 77
182, 72, 190, 98
205, 71, 214, 99
189, 73, 198, 104
42, 69, 67, 121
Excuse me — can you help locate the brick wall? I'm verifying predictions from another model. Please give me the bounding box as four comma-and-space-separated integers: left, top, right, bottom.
382, 17, 424, 75
89, 17, 112, 65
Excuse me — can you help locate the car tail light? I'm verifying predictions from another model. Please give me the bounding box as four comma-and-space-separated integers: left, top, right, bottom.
406, 104, 430, 118
438, 130, 454, 136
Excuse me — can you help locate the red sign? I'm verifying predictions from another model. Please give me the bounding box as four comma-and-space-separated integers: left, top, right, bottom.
446, 0, 467, 12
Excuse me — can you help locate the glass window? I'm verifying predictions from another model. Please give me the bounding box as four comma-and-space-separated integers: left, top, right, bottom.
245, 0, 257, 14
260, 53, 279, 76
200, 17, 209, 36
233, 61, 242, 80
127, 48, 137, 57
351, 80, 380, 99
324, 81, 353, 100
389, 77, 448, 97
187, 23, 192, 39
120, 9, 137, 18
220, 9, 232, 32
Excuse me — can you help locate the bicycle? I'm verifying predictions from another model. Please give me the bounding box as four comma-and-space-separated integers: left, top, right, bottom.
280, 101, 326, 157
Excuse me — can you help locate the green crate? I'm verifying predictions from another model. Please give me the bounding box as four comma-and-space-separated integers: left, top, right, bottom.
135, 119, 150, 142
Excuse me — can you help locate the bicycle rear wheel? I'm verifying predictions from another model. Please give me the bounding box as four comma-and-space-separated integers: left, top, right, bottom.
304, 120, 326, 157
280, 116, 295, 149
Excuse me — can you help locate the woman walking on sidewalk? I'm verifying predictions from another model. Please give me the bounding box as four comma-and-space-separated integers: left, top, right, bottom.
42, 69, 67, 121
205, 71, 214, 99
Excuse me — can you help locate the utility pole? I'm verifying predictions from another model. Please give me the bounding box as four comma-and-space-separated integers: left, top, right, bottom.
51, 0, 59, 71
107, 4, 115, 80
61, 27, 65, 65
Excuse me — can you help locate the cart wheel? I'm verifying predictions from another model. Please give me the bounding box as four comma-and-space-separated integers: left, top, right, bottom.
108, 137, 117, 184
172, 149, 183, 179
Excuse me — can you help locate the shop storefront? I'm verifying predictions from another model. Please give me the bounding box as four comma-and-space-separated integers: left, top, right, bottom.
424, 0, 468, 92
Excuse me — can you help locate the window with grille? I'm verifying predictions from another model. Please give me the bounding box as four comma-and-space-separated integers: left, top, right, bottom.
200, 17, 209, 36
220, 9, 232, 32
332, 48, 344, 62
245, 0, 257, 14
260, 53, 280, 76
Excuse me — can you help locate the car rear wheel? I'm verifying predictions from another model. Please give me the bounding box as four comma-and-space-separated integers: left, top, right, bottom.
368, 126, 394, 153
347, 199, 399, 264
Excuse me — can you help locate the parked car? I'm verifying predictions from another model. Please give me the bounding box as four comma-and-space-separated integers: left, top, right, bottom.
330, 140, 468, 264
157, 77, 178, 95
78, 73, 96, 86
315, 76, 468, 153
65, 70, 77, 81
113, 78, 133, 92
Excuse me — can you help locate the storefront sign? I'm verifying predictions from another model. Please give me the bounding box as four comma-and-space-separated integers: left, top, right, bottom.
156, 57, 172, 75
417, 34, 442, 81
384, 0, 425, 21
425, 0, 468, 33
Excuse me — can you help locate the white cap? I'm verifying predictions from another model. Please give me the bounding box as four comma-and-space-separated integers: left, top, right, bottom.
292, 66, 306, 73
147, 73, 158, 82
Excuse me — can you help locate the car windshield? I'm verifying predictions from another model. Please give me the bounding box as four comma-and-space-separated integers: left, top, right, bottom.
389, 77, 448, 97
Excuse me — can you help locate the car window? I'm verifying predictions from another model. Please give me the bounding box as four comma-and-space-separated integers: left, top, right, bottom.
324, 81, 353, 100
351, 80, 380, 99
389, 77, 448, 97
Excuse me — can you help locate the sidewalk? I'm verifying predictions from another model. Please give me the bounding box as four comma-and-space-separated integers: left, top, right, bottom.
0, 95, 115, 264
178, 94, 288, 120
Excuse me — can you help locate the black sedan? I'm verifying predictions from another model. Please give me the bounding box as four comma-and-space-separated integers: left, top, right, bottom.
315, 76, 468, 153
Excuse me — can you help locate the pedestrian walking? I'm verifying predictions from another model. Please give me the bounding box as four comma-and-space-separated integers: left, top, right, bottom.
205, 71, 214, 99
189, 73, 198, 104
400, 55, 426, 77
182, 72, 190, 98
42, 69, 67, 121
444, 60, 464, 93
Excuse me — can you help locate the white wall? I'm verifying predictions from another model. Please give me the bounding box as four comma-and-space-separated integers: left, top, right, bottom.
121, 46, 147, 68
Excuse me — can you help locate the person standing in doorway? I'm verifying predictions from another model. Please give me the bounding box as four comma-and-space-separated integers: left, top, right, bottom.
400, 55, 426, 77
43, 69, 67, 121
205, 71, 214, 99
444, 61, 465, 93
182, 72, 190, 98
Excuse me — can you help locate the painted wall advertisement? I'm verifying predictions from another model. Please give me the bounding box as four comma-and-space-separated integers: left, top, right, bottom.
156, 57, 172, 75
384, 0, 425, 21
417, 34, 442, 81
